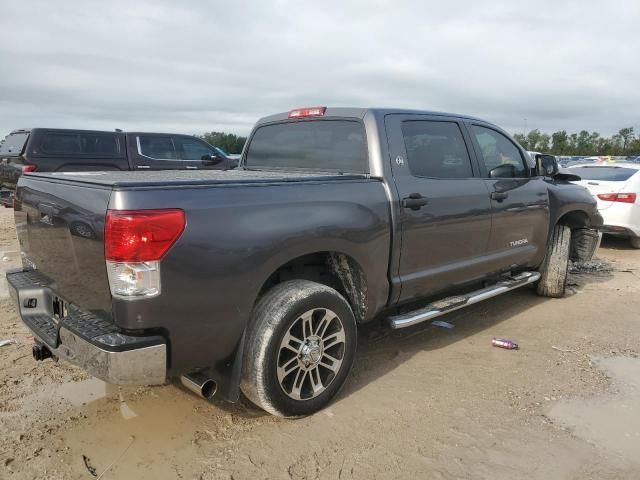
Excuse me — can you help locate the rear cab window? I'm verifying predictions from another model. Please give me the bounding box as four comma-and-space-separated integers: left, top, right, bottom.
569, 166, 638, 182
245, 120, 368, 173
0, 132, 30, 157
137, 136, 177, 160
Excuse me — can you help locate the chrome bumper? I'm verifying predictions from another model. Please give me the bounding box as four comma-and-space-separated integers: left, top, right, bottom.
7, 269, 167, 385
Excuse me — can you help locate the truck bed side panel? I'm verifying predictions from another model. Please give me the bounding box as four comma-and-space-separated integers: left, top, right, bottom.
109, 179, 391, 374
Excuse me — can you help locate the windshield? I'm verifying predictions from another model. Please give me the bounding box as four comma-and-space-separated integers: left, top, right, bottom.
570, 166, 638, 181
245, 120, 368, 173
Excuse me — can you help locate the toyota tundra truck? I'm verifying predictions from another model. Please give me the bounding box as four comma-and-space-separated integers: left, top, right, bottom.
6, 107, 602, 417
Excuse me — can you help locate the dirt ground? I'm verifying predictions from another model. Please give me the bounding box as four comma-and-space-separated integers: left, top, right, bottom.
0, 207, 639, 480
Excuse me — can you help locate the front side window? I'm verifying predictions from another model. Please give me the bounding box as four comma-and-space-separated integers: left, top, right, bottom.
138, 136, 177, 160
401, 121, 473, 178
173, 137, 215, 160
472, 126, 527, 178
245, 120, 368, 172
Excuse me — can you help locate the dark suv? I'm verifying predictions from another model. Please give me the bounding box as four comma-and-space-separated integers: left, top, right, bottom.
0, 128, 237, 205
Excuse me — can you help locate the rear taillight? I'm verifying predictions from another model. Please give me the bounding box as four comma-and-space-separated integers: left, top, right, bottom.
21, 165, 36, 173
597, 193, 637, 204
104, 209, 185, 299
288, 106, 326, 118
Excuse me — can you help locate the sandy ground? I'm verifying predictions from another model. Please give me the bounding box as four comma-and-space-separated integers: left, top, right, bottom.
0, 207, 639, 479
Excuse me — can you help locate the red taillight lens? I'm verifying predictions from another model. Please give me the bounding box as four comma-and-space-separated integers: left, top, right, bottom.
105, 209, 185, 262
22, 165, 36, 173
597, 193, 637, 204
288, 106, 326, 118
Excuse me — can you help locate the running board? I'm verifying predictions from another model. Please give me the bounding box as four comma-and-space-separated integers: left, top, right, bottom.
389, 271, 541, 329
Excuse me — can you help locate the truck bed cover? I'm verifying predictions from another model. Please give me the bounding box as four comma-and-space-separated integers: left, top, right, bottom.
25, 169, 370, 188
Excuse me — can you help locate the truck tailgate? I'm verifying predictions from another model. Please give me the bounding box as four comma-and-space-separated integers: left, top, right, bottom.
14, 175, 112, 314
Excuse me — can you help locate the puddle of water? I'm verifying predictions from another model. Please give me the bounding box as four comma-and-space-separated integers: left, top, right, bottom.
549, 356, 640, 462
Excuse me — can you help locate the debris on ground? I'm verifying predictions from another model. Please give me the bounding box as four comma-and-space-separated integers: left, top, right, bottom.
492, 338, 519, 350
0, 339, 17, 347
431, 320, 455, 329
552, 346, 578, 353
83, 455, 98, 477
569, 260, 612, 274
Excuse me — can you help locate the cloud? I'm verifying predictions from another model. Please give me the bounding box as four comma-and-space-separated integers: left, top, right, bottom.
1, 0, 638, 139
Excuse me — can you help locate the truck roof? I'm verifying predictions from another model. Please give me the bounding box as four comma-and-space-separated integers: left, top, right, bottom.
8, 128, 204, 137
256, 107, 487, 125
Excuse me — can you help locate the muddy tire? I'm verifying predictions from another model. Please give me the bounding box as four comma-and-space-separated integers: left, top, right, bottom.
537, 224, 571, 298
241, 280, 357, 417
570, 228, 601, 261
630, 237, 640, 249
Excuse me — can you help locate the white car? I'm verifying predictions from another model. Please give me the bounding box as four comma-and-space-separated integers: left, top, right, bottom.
568, 163, 640, 248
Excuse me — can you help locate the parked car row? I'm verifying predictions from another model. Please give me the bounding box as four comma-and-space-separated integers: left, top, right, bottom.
0, 128, 238, 206
530, 151, 640, 249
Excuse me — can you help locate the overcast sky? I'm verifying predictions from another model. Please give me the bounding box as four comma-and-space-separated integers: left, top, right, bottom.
1, 0, 638, 140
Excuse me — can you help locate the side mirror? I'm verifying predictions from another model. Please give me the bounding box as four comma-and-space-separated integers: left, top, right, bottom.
535, 154, 559, 177
201, 154, 222, 166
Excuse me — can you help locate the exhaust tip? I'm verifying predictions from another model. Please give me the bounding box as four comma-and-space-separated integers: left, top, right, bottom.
200, 379, 217, 400
180, 373, 217, 400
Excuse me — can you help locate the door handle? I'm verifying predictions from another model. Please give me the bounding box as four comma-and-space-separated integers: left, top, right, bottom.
490, 191, 509, 201
402, 193, 429, 210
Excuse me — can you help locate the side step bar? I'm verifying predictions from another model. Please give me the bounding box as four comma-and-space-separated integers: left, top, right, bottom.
389, 271, 541, 329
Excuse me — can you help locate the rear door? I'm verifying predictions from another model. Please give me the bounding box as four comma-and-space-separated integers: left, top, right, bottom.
466, 122, 549, 270
385, 114, 493, 302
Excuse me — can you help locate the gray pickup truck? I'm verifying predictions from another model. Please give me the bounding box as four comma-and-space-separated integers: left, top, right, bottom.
7, 107, 602, 417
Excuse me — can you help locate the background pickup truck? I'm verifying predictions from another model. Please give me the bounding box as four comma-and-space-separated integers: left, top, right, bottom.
0, 128, 237, 205
7, 107, 602, 417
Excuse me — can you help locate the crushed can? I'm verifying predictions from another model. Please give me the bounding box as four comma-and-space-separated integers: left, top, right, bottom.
492, 338, 519, 350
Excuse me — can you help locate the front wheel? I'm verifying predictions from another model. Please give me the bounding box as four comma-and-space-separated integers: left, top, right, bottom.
630, 237, 640, 249
241, 280, 357, 417
537, 224, 572, 298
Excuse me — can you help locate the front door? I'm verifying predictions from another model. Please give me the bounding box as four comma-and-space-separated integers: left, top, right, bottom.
385, 115, 493, 303
466, 122, 550, 270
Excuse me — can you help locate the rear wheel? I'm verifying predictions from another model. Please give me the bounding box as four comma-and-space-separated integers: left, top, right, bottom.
241, 280, 357, 417
537, 224, 572, 298
630, 237, 640, 249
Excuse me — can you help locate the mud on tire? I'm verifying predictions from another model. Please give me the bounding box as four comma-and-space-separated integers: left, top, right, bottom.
537, 224, 571, 298
240, 280, 357, 417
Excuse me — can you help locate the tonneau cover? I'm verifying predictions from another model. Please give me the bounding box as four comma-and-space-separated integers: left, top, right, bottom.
26, 169, 368, 188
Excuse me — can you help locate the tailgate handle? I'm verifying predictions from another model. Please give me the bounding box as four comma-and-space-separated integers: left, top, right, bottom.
490, 191, 509, 201
402, 193, 429, 210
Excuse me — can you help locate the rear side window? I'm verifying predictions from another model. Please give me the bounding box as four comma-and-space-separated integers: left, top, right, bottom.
0, 132, 29, 156
472, 125, 527, 178
401, 121, 473, 178
138, 136, 177, 160
245, 120, 368, 172
40, 133, 119, 156
570, 166, 638, 181
173, 136, 215, 160
80, 134, 118, 155
41, 133, 80, 154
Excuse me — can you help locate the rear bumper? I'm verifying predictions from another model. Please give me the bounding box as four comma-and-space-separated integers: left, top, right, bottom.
7, 269, 167, 385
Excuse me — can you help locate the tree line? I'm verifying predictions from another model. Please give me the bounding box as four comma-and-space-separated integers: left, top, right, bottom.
200, 131, 247, 154
513, 127, 639, 156
199, 127, 640, 157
